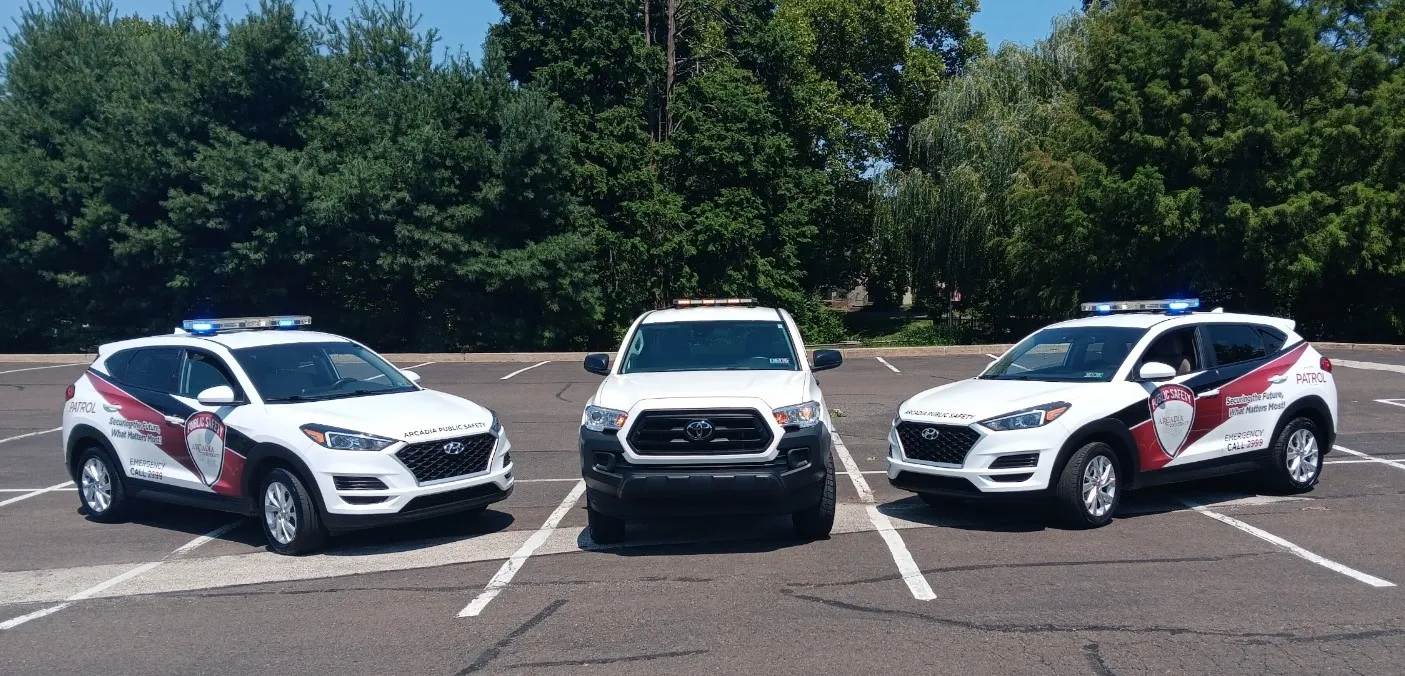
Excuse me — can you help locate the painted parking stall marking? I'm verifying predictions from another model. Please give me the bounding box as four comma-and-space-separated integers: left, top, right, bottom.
459, 479, 586, 617
0, 481, 74, 508
875, 357, 901, 373
0, 363, 86, 376
831, 431, 936, 601
501, 360, 550, 380
0, 428, 60, 445
1376, 398, 1405, 409
1333, 445, 1405, 472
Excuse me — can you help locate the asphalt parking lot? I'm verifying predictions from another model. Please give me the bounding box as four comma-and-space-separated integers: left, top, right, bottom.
2, 351, 1404, 675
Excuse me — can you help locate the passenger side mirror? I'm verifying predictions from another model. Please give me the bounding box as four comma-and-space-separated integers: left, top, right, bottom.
1138, 362, 1177, 382
584, 353, 611, 376
811, 349, 843, 372
196, 385, 237, 406
400, 369, 422, 384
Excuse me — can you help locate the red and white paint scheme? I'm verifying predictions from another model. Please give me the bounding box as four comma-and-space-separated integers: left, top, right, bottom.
61, 316, 515, 554
887, 300, 1337, 528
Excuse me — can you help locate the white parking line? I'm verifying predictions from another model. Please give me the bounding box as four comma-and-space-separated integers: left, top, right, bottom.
875, 357, 901, 373
984, 353, 999, 360
1182, 499, 1394, 587
0, 481, 74, 508
831, 431, 936, 601
1324, 458, 1398, 465
1376, 399, 1405, 409
369, 360, 436, 382
1334, 359, 1405, 374
1333, 445, 1405, 472
0, 520, 242, 630
500, 361, 550, 380
0, 363, 86, 376
0, 428, 60, 445
459, 479, 585, 617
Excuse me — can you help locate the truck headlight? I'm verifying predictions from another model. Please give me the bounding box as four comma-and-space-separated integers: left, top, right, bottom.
978, 402, 1071, 432
773, 401, 822, 428
300, 424, 397, 451
584, 405, 628, 432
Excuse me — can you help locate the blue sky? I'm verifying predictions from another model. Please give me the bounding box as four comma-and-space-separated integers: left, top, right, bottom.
5, 0, 1079, 64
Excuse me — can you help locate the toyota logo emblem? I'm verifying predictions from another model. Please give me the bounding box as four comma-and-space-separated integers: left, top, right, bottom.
443, 441, 465, 455
920, 427, 940, 441
684, 419, 715, 441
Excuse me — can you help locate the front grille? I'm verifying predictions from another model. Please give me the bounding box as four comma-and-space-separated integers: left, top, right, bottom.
896, 422, 981, 465
989, 453, 1039, 470
334, 476, 388, 491
627, 409, 773, 455
396, 433, 495, 484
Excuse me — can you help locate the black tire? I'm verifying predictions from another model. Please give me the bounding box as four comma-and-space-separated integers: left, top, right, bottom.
259, 467, 327, 555
793, 448, 837, 539
1053, 442, 1121, 529
1262, 417, 1323, 494
76, 447, 130, 523
586, 496, 626, 544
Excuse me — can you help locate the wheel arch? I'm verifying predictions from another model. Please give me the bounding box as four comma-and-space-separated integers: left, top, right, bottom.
1054, 419, 1141, 489
1273, 395, 1334, 453
241, 443, 325, 513
66, 424, 119, 481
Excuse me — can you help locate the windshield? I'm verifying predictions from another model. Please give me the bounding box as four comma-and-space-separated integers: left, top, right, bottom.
620, 320, 799, 374
982, 326, 1148, 382
231, 341, 416, 403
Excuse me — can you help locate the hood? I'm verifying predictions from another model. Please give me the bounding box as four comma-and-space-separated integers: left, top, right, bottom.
899, 378, 1102, 424
265, 389, 493, 441
593, 370, 810, 411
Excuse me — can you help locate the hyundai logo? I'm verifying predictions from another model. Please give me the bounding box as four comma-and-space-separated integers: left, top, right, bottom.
920, 427, 940, 441
684, 419, 715, 441
443, 441, 465, 455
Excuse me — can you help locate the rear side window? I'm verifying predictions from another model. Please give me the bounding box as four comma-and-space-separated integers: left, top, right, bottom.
1257, 327, 1286, 353
121, 348, 182, 392
103, 349, 138, 382
1205, 325, 1267, 366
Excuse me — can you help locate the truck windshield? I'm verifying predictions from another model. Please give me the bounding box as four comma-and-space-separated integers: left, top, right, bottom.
620, 321, 800, 374
981, 326, 1148, 382
232, 342, 416, 403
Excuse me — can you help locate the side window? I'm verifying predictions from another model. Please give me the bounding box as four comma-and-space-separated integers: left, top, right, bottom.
1141, 327, 1201, 375
104, 349, 138, 382
178, 351, 237, 399
122, 348, 182, 393
1205, 324, 1267, 366
1257, 327, 1286, 353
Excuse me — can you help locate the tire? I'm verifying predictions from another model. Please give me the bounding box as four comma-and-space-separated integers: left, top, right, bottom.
259, 467, 327, 555
1053, 442, 1121, 529
586, 496, 626, 544
792, 448, 837, 540
77, 447, 130, 523
1262, 417, 1323, 494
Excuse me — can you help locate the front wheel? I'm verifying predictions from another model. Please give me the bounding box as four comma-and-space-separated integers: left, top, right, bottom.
1262, 418, 1323, 494
1053, 442, 1121, 529
792, 450, 836, 539
77, 448, 130, 523
259, 468, 327, 555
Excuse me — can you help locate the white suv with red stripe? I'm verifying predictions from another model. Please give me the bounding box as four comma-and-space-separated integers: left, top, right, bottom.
61, 316, 514, 554
887, 300, 1337, 527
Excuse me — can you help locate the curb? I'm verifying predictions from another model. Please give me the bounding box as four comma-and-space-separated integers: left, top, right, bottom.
2, 342, 1403, 365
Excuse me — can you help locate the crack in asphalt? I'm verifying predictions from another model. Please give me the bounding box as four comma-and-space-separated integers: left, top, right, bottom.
788, 553, 1263, 589
455, 599, 567, 675
1083, 642, 1117, 676
502, 649, 708, 669
554, 383, 573, 402
780, 589, 1405, 643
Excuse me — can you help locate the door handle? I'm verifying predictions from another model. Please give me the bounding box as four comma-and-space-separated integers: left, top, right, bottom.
164, 415, 185, 426
1268, 375, 1287, 384
1198, 388, 1220, 398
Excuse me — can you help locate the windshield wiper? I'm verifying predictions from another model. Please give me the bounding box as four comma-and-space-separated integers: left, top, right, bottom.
264, 394, 320, 403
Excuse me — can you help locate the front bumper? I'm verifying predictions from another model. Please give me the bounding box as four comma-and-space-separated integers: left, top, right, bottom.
308, 432, 515, 533
580, 423, 831, 518
885, 420, 1061, 497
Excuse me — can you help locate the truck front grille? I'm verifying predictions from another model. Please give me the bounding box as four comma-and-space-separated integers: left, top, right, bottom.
627, 409, 773, 455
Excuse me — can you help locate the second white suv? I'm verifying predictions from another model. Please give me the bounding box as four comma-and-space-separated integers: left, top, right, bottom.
577, 299, 843, 543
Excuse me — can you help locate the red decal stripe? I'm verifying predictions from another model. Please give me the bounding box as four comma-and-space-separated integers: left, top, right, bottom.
85, 372, 200, 476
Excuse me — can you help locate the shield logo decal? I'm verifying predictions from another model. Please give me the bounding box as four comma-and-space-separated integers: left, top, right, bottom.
184, 412, 227, 486
1148, 384, 1195, 459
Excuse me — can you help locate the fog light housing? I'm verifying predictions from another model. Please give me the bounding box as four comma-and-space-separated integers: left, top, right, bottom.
592, 452, 617, 472
786, 448, 810, 469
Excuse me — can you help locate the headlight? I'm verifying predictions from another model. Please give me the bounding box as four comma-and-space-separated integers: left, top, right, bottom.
584, 405, 628, 432
978, 402, 1071, 432
773, 401, 822, 428
489, 409, 502, 436
300, 424, 397, 451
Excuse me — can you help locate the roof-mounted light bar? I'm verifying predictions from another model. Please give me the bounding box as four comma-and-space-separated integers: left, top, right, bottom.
180, 315, 311, 336
1079, 299, 1200, 315
673, 298, 757, 308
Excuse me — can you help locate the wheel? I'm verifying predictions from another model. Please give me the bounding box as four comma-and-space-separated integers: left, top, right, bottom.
1053, 442, 1121, 529
792, 448, 836, 539
1262, 417, 1323, 494
586, 496, 626, 544
77, 447, 129, 523
259, 468, 327, 555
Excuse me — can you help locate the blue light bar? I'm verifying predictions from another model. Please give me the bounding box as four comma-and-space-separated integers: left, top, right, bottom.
181, 316, 311, 335
1079, 299, 1201, 314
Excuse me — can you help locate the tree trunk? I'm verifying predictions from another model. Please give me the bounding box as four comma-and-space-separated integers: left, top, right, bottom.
664, 0, 678, 140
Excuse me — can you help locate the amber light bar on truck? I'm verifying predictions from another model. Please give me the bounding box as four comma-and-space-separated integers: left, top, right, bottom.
673, 298, 757, 308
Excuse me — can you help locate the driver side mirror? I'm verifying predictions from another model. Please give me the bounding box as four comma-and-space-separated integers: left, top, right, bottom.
584, 353, 610, 376
1138, 362, 1177, 382
400, 369, 422, 384
196, 385, 238, 406
811, 349, 843, 372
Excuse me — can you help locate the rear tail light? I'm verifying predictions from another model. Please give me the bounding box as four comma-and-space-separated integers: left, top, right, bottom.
64, 385, 75, 401
1320, 357, 1332, 373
